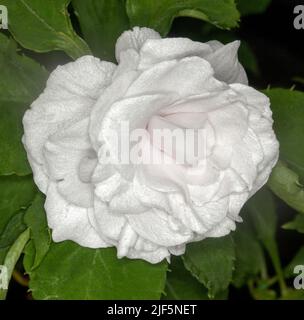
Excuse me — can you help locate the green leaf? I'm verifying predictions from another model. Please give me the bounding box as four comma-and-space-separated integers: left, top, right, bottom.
26, 241, 167, 299
237, 0, 272, 16
280, 289, 304, 300
183, 235, 235, 298
2, 0, 91, 59
0, 211, 26, 249
0, 101, 33, 175
246, 188, 278, 270
126, 0, 240, 36
232, 215, 266, 287
268, 161, 304, 214
24, 193, 51, 270
0, 175, 36, 236
23, 240, 35, 273
163, 256, 227, 300
0, 228, 30, 300
264, 88, 304, 179
0, 247, 9, 265
246, 188, 287, 294
73, 0, 129, 62
283, 214, 304, 234
246, 188, 277, 249
0, 33, 48, 104
164, 256, 209, 300
284, 246, 304, 278
0, 34, 48, 175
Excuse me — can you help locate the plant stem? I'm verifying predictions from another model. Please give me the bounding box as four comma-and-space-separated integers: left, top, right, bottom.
260, 254, 268, 280
0, 229, 30, 300
266, 241, 288, 296
266, 275, 278, 287
248, 280, 259, 300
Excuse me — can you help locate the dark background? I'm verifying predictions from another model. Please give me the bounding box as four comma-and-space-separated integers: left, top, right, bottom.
171, 0, 304, 90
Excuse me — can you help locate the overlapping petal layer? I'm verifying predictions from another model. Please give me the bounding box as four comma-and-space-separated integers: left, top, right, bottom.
23, 27, 279, 263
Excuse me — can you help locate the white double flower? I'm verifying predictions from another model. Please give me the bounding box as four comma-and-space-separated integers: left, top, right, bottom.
23, 27, 279, 263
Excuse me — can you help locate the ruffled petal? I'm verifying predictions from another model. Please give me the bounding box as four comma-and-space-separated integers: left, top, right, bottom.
208, 103, 249, 146
193, 197, 229, 230
22, 28, 280, 265
115, 27, 161, 62
22, 143, 48, 193
204, 41, 248, 85
126, 57, 221, 98
23, 56, 115, 190
89, 70, 139, 150
43, 118, 96, 208
138, 37, 212, 69
96, 94, 176, 169
228, 192, 248, 221
133, 168, 173, 213
126, 246, 170, 264
46, 56, 115, 99
230, 83, 271, 118
204, 217, 236, 238
127, 208, 193, 247
168, 193, 208, 233
92, 199, 127, 243
113, 49, 140, 78
45, 183, 107, 248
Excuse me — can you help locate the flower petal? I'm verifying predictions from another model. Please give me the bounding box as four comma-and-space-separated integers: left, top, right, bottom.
205, 41, 248, 85
168, 193, 208, 234
204, 217, 236, 238
139, 37, 212, 69
92, 199, 127, 243
127, 246, 170, 264
89, 70, 139, 150
45, 183, 107, 248
127, 57, 220, 98
228, 192, 248, 221
115, 27, 161, 62
23, 56, 115, 184
113, 49, 140, 78
47, 56, 115, 99
230, 83, 272, 119
193, 197, 229, 230
208, 103, 249, 145
43, 118, 95, 208
127, 208, 192, 246
97, 94, 176, 170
